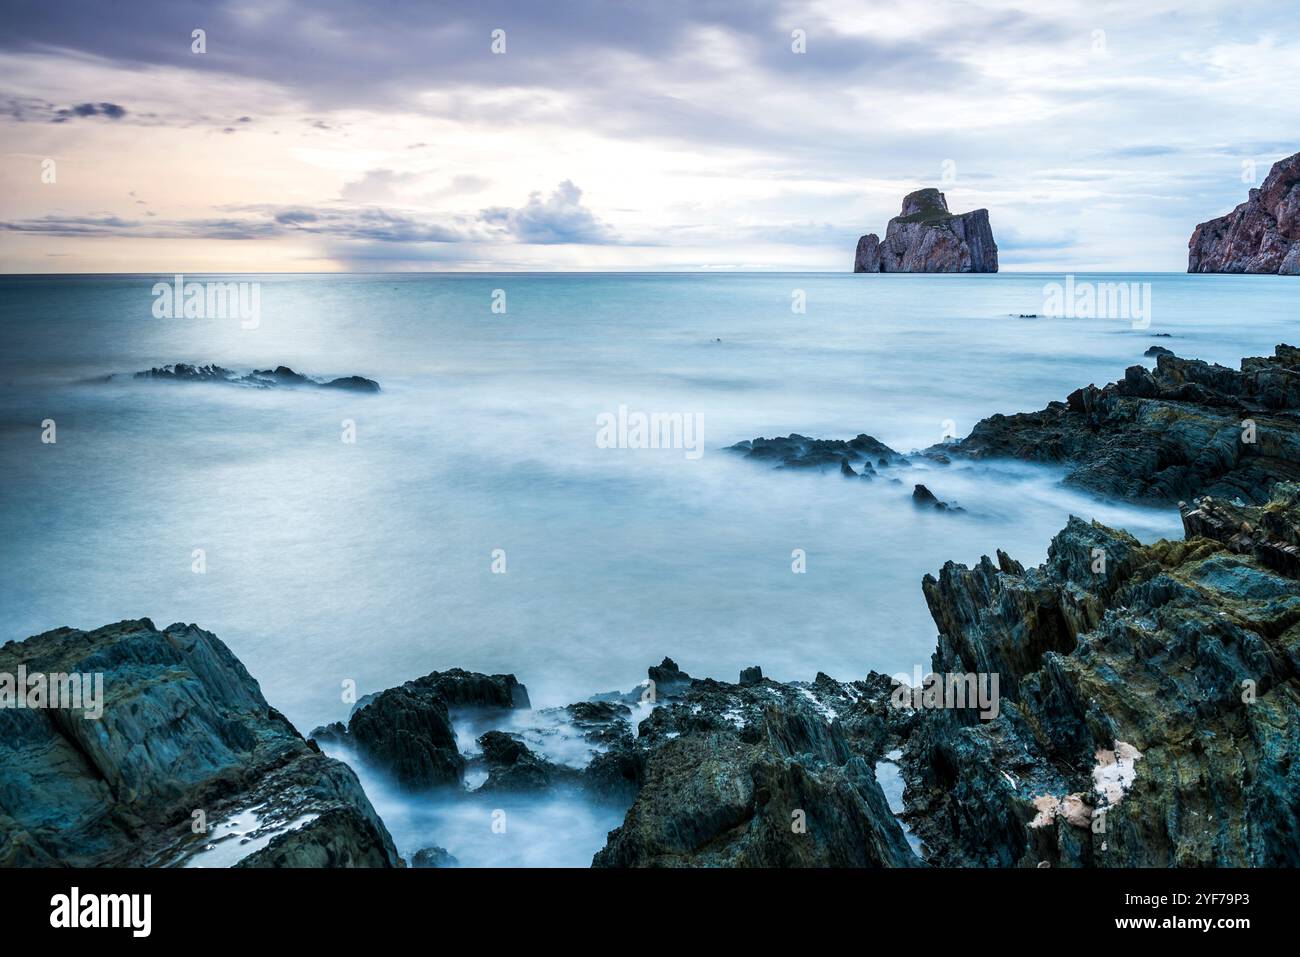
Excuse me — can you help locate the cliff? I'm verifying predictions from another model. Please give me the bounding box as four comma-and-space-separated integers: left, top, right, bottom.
1188, 151, 1300, 274
855, 188, 998, 273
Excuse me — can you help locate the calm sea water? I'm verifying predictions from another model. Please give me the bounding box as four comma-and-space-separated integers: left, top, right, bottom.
1, 272, 1294, 863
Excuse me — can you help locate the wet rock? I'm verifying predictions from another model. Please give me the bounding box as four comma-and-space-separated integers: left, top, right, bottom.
1144, 345, 1174, 358
930, 345, 1300, 505
901, 483, 1300, 866
475, 731, 576, 793
309, 721, 348, 746
593, 670, 920, 867
410, 845, 459, 868
728, 433, 906, 471
562, 700, 634, 746
0, 619, 400, 867
1181, 482, 1300, 577
582, 744, 646, 803
347, 686, 465, 790
1189, 151, 1300, 275
855, 188, 998, 273
647, 657, 692, 699
912, 484, 964, 512
123, 363, 381, 392
327, 668, 529, 791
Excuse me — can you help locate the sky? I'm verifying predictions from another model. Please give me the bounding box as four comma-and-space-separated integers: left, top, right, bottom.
0, 0, 1297, 272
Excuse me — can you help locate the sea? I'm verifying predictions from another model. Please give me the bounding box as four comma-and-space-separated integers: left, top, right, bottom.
2, 271, 1295, 864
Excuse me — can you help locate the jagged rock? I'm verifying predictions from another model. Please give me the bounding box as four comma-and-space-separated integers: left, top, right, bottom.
475, 731, 576, 793
1189, 151, 1300, 274
593, 671, 920, 867
582, 744, 646, 803
122, 363, 381, 392
901, 484, 1300, 866
912, 484, 964, 512
1181, 483, 1300, 577
728, 433, 906, 471
0, 619, 400, 867
561, 701, 634, 746
410, 845, 459, 868
647, 657, 692, 699
739, 665, 764, 686
1144, 345, 1174, 358
931, 345, 1300, 505
329, 668, 529, 791
854, 188, 998, 273
347, 686, 465, 790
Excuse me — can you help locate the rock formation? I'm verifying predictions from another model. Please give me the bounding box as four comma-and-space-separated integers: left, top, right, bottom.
0, 619, 401, 867
903, 483, 1300, 866
313, 668, 530, 791
728, 433, 908, 472
934, 345, 1300, 505
854, 188, 998, 273
1189, 151, 1300, 275
592, 668, 920, 867
10, 347, 1300, 868
110, 363, 381, 392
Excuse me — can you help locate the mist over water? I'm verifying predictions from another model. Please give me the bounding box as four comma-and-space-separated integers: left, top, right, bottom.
1, 273, 1292, 863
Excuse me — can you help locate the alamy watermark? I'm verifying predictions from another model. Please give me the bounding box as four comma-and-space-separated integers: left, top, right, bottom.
596, 405, 704, 460
50, 887, 150, 937
1, 667, 104, 719
1042, 274, 1151, 329
152, 274, 260, 329
890, 666, 1000, 719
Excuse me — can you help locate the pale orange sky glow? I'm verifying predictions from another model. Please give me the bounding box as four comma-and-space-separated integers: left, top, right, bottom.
2, 0, 1298, 272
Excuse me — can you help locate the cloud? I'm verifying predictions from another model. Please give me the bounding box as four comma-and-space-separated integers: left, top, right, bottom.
2, 181, 617, 246
52, 101, 126, 121
480, 180, 616, 244
2, 0, 1299, 270
340, 168, 421, 202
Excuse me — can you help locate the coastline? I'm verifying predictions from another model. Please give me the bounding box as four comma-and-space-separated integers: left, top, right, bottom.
5, 344, 1297, 868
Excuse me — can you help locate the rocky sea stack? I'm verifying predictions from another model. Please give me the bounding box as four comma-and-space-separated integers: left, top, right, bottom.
854, 188, 998, 273
1188, 150, 1300, 275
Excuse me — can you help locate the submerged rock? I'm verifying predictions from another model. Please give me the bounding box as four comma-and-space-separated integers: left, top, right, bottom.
122, 363, 381, 392
932, 345, 1300, 505
0, 619, 400, 867
855, 188, 998, 273
912, 484, 964, 512
901, 483, 1300, 866
1189, 151, 1300, 275
728, 433, 907, 471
